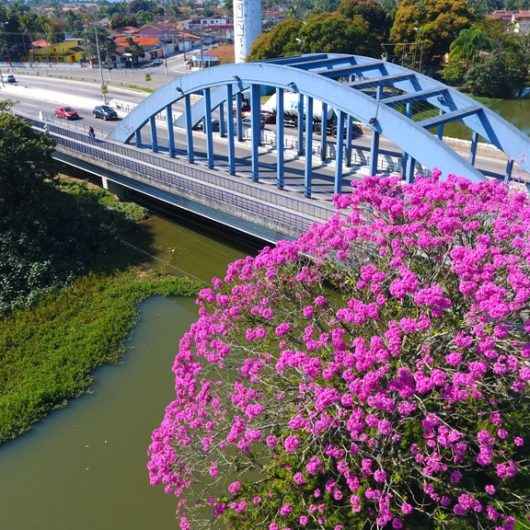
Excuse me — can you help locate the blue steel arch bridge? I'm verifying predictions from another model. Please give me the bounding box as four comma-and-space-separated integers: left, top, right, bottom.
111, 52, 530, 199
23, 53, 530, 241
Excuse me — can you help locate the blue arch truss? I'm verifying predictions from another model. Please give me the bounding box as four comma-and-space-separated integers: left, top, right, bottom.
112, 53, 530, 196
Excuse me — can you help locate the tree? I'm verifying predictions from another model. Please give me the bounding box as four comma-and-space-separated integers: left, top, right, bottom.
298, 12, 370, 55
249, 19, 303, 61
0, 104, 143, 311
338, 0, 391, 53
82, 26, 116, 65
0, 102, 56, 215
310, 0, 341, 13
443, 20, 530, 97
0, 4, 32, 61
464, 47, 528, 98
390, 0, 475, 70
250, 13, 375, 60
124, 39, 145, 66
442, 23, 495, 84
110, 13, 138, 30
149, 175, 530, 529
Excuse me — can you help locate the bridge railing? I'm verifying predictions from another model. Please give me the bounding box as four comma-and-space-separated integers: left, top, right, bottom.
23, 116, 337, 223
57, 135, 315, 234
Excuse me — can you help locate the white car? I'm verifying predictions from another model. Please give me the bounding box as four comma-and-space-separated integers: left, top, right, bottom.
1, 74, 16, 84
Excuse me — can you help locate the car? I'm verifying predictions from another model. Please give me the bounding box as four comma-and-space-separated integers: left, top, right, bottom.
1, 74, 16, 84
93, 105, 118, 120
192, 119, 220, 132
149, 58, 163, 67
54, 106, 80, 120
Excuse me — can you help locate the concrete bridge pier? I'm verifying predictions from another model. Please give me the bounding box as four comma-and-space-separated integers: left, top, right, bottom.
101, 176, 128, 200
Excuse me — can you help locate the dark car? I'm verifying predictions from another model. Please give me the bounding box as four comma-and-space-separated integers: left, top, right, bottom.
193, 119, 220, 132
55, 106, 80, 120
93, 105, 118, 120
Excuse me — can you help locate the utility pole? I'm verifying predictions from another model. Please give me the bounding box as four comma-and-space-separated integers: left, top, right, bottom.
94, 26, 107, 104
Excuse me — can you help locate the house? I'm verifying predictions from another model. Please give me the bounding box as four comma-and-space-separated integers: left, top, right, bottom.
31, 38, 86, 63
176, 31, 200, 52
490, 10, 530, 34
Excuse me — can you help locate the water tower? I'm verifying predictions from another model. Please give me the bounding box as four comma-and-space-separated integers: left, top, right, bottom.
233, 0, 262, 63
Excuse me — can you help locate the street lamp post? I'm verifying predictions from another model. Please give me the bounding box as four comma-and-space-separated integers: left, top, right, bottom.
94, 27, 107, 104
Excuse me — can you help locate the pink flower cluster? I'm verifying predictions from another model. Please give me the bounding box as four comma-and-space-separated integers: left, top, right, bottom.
148, 173, 529, 528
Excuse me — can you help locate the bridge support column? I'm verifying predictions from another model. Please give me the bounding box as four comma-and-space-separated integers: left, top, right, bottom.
204, 87, 214, 169
370, 129, 380, 176
219, 102, 226, 137
470, 132, 478, 166
346, 116, 353, 167
401, 153, 408, 179
436, 123, 444, 140
405, 156, 416, 183
304, 96, 314, 198
250, 84, 261, 182
149, 116, 158, 153
276, 88, 285, 189
226, 84, 236, 175
101, 177, 127, 199
297, 93, 304, 156
505, 159, 514, 183
184, 94, 194, 164
334, 110, 345, 194
236, 92, 243, 142
166, 104, 175, 157
320, 102, 328, 162
135, 129, 142, 148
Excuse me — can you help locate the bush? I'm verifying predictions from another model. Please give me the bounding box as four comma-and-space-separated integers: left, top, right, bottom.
149, 174, 529, 529
0, 179, 147, 312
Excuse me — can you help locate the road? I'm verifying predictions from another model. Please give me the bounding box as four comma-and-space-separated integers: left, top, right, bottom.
1, 75, 526, 202
3, 76, 367, 201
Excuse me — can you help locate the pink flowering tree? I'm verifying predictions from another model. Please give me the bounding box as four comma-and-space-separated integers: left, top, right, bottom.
148, 174, 530, 529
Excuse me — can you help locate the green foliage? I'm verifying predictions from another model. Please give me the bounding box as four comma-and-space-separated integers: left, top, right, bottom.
0, 107, 56, 212
0, 269, 200, 444
0, 109, 151, 312
338, 0, 391, 46
441, 17, 529, 98
82, 26, 116, 64
250, 11, 377, 61
464, 47, 529, 98
390, 0, 475, 70
0, 167, 149, 313
249, 19, 303, 61
298, 12, 369, 55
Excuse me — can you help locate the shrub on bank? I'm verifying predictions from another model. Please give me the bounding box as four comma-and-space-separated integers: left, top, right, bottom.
149, 173, 529, 529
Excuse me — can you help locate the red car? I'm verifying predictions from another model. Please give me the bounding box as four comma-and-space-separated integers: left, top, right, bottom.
55, 106, 80, 120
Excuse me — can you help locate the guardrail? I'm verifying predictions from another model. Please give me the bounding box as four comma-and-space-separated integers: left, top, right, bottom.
24, 116, 336, 222
23, 116, 338, 236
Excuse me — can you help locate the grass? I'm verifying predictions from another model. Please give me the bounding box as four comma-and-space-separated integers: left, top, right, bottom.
0, 177, 202, 444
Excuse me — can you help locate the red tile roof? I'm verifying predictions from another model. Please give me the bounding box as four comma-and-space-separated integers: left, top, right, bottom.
32, 39, 50, 48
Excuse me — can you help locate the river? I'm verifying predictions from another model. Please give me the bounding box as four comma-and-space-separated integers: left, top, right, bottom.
439, 97, 530, 140
0, 210, 254, 530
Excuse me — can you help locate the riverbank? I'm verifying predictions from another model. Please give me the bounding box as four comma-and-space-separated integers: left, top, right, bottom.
0, 177, 202, 444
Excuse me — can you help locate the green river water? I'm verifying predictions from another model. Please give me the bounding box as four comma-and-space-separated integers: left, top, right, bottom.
0, 212, 252, 530
430, 97, 530, 140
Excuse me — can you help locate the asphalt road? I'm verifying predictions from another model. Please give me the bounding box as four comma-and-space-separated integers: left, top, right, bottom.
2, 75, 526, 200
5, 77, 368, 201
